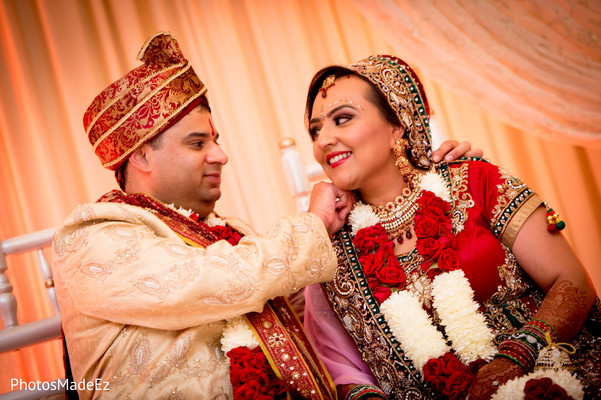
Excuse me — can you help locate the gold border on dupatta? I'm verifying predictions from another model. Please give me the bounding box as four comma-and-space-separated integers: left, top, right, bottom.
245, 297, 337, 400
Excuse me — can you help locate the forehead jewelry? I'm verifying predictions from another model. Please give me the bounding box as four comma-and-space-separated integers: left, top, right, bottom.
318, 75, 336, 98
318, 100, 364, 120
319, 105, 326, 120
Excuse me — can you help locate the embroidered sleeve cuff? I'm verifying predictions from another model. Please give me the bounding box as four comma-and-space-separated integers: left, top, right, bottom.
500, 193, 543, 249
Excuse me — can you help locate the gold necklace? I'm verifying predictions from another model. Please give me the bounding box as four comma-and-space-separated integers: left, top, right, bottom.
368, 173, 422, 243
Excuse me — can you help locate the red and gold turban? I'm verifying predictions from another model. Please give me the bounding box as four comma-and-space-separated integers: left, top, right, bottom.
83, 32, 208, 170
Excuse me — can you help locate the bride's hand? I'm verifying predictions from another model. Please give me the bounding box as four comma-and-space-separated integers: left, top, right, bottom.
468, 357, 524, 399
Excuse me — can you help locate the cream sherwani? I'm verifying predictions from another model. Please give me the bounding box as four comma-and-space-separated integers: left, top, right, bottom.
52, 201, 336, 399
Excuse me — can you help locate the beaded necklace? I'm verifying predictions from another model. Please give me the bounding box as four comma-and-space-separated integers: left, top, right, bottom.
367, 172, 421, 243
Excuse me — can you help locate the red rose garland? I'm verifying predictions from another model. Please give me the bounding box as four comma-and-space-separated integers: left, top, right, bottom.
353, 224, 406, 304
226, 347, 286, 400
415, 190, 459, 277
422, 354, 488, 400
210, 225, 243, 245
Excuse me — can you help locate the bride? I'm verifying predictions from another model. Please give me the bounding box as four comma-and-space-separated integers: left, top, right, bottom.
302, 55, 600, 400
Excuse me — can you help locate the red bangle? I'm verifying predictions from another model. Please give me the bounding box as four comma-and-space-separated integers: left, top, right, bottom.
345, 384, 388, 400
527, 319, 558, 342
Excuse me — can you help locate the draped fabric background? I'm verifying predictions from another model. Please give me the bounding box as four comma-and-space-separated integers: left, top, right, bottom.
0, 0, 599, 391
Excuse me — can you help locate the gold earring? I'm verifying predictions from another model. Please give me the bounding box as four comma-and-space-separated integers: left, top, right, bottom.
393, 138, 412, 177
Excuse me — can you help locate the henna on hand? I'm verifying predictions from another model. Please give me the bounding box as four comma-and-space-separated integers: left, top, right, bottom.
468, 358, 524, 400
535, 280, 591, 341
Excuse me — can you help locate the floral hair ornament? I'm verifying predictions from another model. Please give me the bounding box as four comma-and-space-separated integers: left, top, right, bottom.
318, 74, 336, 98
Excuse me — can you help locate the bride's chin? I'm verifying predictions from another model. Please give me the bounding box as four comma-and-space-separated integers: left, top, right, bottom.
331, 180, 358, 192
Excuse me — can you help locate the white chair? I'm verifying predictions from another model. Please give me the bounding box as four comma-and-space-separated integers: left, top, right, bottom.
0, 227, 67, 399
278, 138, 325, 213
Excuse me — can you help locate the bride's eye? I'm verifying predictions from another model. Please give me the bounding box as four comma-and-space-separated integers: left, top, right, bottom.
309, 126, 321, 140
335, 115, 352, 125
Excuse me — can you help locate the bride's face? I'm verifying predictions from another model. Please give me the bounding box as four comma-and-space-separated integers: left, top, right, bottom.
308, 75, 402, 193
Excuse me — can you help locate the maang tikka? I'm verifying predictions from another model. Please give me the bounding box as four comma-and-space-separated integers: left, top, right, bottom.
319, 75, 336, 98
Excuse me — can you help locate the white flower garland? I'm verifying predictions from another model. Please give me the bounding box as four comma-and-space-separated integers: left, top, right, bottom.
348, 203, 379, 235
351, 170, 583, 396
165, 203, 195, 219
419, 170, 452, 202
380, 291, 450, 370
491, 368, 584, 400
432, 270, 496, 363
204, 212, 226, 227
220, 316, 259, 355
164, 203, 227, 229
380, 271, 496, 371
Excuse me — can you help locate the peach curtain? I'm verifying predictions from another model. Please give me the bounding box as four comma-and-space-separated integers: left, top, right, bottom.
352, 0, 601, 146
0, 0, 599, 391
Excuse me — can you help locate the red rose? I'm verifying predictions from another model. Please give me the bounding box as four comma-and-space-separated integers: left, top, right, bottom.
423, 206, 446, 223
544, 384, 570, 400
423, 358, 443, 384
229, 348, 266, 377
255, 396, 276, 400
443, 371, 473, 400
353, 224, 389, 253
419, 190, 451, 214
442, 219, 454, 233
228, 363, 245, 384
363, 241, 395, 276
380, 241, 395, 258
524, 378, 571, 400
437, 248, 460, 272
420, 259, 438, 277
228, 346, 287, 400
243, 367, 272, 387
524, 378, 552, 400
211, 225, 243, 245
359, 253, 381, 277
437, 232, 456, 249
418, 190, 436, 206
426, 267, 442, 279
234, 380, 263, 399
416, 237, 443, 260
368, 280, 392, 304
414, 216, 440, 239
439, 352, 467, 376
227, 346, 254, 368
248, 347, 270, 370
376, 263, 406, 288
266, 379, 286, 398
